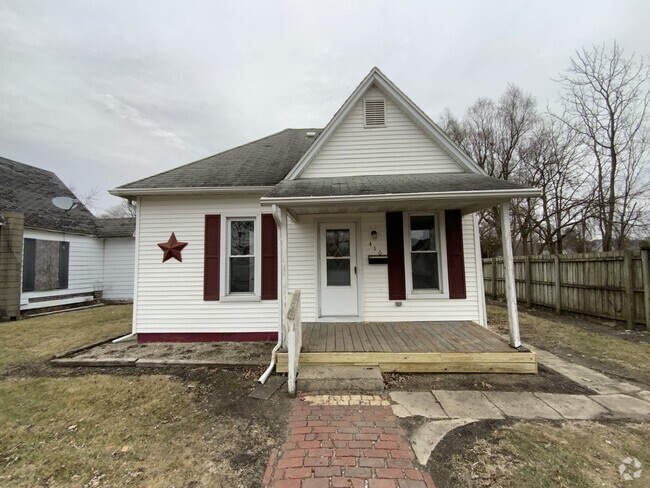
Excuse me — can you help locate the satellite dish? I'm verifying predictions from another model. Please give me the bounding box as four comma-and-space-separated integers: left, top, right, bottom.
52, 196, 79, 211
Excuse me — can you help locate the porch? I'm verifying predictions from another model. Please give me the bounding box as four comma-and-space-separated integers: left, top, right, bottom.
277, 321, 537, 374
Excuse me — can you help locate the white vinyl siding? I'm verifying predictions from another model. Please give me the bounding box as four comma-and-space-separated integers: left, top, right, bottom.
102, 237, 135, 300
21, 229, 104, 310
301, 86, 463, 178
288, 212, 480, 322
134, 194, 278, 334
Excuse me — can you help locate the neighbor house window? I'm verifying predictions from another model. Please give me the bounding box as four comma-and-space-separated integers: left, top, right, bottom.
406, 215, 441, 292
22, 238, 69, 292
227, 219, 256, 294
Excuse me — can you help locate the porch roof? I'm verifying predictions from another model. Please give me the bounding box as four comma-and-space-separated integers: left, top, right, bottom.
261, 173, 540, 214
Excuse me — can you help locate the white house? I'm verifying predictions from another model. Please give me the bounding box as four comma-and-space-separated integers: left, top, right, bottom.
0, 157, 135, 318
111, 68, 540, 374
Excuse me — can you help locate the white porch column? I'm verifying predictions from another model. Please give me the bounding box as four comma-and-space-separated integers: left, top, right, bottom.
280, 207, 289, 349
500, 202, 521, 348
272, 205, 289, 349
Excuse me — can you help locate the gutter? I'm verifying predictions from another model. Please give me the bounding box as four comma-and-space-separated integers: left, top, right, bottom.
260, 188, 542, 206
112, 332, 136, 343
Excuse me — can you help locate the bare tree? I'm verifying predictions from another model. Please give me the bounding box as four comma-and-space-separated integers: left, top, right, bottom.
555, 42, 650, 250
67, 184, 101, 215
522, 118, 592, 253
101, 200, 137, 218
441, 85, 539, 256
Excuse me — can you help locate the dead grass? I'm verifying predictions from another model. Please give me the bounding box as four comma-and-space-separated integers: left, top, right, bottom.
0, 305, 131, 372
451, 421, 650, 487
488, 305, 650, 376
0, 374, 228, 487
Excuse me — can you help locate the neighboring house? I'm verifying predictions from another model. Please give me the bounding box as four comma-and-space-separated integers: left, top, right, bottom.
0, 157, 135, 320
111, 68, 540, 373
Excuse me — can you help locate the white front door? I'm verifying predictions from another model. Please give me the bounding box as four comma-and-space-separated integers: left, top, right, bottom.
319, 223, 359, 317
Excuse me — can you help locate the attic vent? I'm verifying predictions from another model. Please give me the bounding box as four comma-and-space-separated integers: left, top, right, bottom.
305, 131, 317, 137
364, 99, 386, 127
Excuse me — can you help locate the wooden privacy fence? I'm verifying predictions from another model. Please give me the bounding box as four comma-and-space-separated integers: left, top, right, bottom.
483, 248, 650, 330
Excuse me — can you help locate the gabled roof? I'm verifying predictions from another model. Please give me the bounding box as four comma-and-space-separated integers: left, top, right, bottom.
284, 67, 486, 180
0, 156, 98, 235
95, 218, 136, 238
111, 129, 322, 197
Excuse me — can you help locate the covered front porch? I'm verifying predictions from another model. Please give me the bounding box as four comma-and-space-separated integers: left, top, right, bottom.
259, 173, 542, 392
276, 320, 537, 374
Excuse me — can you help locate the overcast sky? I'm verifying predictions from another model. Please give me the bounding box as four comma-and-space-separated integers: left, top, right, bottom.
2, 1, 649, 213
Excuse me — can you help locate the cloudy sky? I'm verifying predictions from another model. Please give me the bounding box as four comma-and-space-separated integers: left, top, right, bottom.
2, 1, 649, 213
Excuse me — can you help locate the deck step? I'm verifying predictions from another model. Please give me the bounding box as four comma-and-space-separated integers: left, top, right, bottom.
297, 365, 384, 393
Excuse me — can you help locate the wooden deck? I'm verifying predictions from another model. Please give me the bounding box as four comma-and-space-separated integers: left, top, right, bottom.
277, 321, 536, 374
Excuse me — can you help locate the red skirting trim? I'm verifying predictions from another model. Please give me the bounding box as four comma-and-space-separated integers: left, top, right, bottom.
137, 332, 278, 343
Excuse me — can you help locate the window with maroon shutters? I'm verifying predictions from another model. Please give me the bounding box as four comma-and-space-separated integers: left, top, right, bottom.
444, 209, 466, 299
261, 214, 278, 300
204, 215, 221, 300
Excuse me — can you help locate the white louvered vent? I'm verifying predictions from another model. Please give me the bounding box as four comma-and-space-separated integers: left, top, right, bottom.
364, 98, 386, 127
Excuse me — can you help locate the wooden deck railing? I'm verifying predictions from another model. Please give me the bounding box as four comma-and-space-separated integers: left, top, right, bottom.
286, 290, 302, 397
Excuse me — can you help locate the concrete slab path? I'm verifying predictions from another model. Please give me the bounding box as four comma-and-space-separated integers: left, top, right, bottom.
532, 393, 609, 420
528, 345, 643, 395
389, 390, 650, 421
483, 391, 564, 419
429, 390, 503, 419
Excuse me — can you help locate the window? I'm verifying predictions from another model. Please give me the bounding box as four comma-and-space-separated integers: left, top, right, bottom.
325, 229, 351, 286
406, 214, 442, 293
227, 219, 256, 294
22, 238, 69, 292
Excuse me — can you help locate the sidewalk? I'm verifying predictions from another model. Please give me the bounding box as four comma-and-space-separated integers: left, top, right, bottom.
264, 395, 436, 488
388, 346, 650, 465
264, 346, 650, 485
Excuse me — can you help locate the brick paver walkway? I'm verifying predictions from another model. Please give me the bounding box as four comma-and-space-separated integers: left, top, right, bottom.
264, 395, 435, 488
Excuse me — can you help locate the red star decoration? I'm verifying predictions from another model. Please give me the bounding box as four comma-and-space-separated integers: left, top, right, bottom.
157, 232, 188, 263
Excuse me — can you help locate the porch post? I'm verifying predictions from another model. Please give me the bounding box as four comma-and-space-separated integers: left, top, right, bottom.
272, 204, 289, 349
500, 201, 521, 348
280, 207, 289, 349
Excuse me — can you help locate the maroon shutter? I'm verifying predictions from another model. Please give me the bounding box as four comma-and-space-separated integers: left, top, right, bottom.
445, 209, 466, 299
386, 212, 406, 300
204, 215, 221, 300
261, 213, 278, 300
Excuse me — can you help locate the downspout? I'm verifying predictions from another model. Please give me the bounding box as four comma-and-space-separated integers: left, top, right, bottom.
259, 205, 285, 384
113, 196, 140, 344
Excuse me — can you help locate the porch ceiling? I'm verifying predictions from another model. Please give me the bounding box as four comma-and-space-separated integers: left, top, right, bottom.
261, 173, 540, 215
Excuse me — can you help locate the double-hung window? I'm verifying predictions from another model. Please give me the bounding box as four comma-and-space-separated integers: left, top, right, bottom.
405, 214, 443, 294
227, 218, 256, 294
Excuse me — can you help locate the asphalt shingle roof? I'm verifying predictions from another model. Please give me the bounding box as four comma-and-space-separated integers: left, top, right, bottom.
0, 156, 98, 235
95, 218, 136, 238
115, 129, 322, 192
263, 173, 537, 199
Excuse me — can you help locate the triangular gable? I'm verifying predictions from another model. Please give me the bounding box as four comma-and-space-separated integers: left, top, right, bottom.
285, 67, 485, 180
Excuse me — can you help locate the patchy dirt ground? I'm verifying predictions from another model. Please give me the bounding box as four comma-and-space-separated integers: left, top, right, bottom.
1, 361, 291, 488
488, 302, 650, 387
383, 364, 591, 395
423, 418, 650, 488
68, 336, 273, 365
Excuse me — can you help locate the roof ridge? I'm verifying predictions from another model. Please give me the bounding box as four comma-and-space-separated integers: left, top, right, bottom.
116, 128, 318, 190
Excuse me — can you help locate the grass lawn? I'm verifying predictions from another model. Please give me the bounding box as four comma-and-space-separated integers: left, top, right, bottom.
488, 304, 650, 384
449, 421, 650, 487
0, 375, 222, 487
0, 304, 289, 487
0, 305, 131, 372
